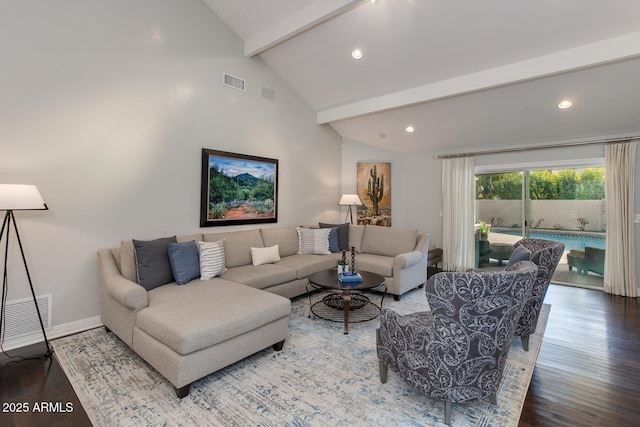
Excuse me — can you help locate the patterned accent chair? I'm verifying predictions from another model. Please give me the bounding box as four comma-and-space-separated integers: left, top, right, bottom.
376, 262, 537, 425
512, 238, 564, 351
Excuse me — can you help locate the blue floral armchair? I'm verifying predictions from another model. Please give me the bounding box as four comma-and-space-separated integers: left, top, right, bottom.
512, 238, 564, 351
376, 261, 537, 425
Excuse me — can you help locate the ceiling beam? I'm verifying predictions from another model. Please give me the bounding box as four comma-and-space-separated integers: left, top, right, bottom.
317, 32, 640, 124
244, 0, 365, 57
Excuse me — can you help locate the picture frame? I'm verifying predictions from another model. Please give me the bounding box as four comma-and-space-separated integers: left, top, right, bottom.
357, 162, 392, 226
200, 148, 278, 227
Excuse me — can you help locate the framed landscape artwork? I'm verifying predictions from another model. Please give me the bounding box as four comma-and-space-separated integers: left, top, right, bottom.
200, 149, 278, 227
357, 162, 392, 227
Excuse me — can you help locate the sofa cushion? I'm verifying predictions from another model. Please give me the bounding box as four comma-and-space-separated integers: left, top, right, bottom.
137, 279, 291, 355
319, 223, 349, 251
220, 264, 297, 290
277, 254, 340, 279
348, 225, 365, 253
177, 233, 203, 243
260, 227, 299, 257
361, 226, 417, 257
297, 227, 331, 255
251, 245, 281, 266
203, 229, 263, 268
199, 239, 226, 280
168, 241, 200, 285
354, 253, 394, 277
133, 236, 177, 290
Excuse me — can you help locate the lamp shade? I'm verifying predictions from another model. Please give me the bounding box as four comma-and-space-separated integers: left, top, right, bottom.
0, 184, 48, 210
339, 194, 363, 206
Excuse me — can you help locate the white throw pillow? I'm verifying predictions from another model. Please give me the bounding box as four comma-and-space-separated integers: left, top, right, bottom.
251, 245, 281, 266
199, 239, 227, 280
297, 227, 331, 255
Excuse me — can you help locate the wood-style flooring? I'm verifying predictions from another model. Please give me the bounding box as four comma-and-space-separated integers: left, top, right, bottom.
1, 284, 638, 427
519, 284, 640, 426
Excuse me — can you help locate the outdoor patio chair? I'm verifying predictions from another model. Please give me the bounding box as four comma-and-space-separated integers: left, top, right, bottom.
567, 246, 604, 275
584, 247, 605, 275
567, 249, 586, 274
512, 238, 564, 351
376, 262, 537, 425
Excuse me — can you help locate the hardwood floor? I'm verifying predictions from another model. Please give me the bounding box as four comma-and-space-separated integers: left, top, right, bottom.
0, 343, 91, 427
1, 284, 638, 426
519, 284, 640, 426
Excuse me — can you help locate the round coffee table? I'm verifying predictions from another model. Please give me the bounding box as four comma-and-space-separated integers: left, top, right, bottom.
306, 269, 386, 334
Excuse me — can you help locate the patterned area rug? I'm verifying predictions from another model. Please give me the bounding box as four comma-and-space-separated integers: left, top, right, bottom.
53, 289, 550, 426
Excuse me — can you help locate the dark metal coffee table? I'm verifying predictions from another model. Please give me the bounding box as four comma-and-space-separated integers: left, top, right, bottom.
306, 269, 386, 334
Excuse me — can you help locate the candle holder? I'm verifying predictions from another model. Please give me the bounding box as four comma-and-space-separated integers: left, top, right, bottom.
350, 246, 356, 273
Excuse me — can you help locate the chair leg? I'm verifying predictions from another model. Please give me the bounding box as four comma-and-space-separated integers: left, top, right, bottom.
521, 335, 530, 351
378, 360, 388, 383
444, 400, 452, 425
490, 394, 497, 405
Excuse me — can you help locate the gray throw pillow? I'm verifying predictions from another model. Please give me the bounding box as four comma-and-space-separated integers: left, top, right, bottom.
133, 236, 177, 290
506, 245, 531, 270
168, 241, 200, 285
319, 222, 349, 251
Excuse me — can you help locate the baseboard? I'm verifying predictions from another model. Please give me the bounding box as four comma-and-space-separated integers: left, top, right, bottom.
1, 316, 103, 352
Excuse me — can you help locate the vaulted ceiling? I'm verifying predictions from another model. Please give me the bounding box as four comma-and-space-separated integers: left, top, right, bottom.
203, 0, 640, 154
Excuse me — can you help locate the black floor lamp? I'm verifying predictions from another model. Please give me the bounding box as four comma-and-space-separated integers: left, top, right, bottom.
0, 184, 52, 359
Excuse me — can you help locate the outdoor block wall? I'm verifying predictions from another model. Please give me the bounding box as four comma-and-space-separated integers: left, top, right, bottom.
477, 200, 606, 232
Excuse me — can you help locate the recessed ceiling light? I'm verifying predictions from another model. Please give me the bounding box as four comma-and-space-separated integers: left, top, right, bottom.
351, 48, 364, 60
557, 100, 573, 109
379, 133, 386, 138
405, 126, 415, 133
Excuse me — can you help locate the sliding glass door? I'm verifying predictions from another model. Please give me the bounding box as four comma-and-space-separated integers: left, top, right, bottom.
475, 165, 606, 288
475, 172, 524, 267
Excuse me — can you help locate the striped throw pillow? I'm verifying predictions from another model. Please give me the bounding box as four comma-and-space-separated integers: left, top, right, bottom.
199, 239, 226, 280
297, 227, 331, 255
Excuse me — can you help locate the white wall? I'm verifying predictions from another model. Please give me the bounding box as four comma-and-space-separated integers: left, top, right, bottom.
0, 0, 342, 344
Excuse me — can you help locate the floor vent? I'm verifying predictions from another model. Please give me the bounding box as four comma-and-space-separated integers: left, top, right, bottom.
223, 73, 246, 92
1, 294, 52, 341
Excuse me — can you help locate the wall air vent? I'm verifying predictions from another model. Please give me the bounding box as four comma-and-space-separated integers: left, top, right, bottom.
261, 87, 275, 101
1, 294, 52, 341
223, 73, 246, 92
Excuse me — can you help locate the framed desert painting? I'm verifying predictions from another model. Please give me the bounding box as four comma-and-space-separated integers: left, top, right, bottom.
357, 162, 391, 226
200, 149, 278, 227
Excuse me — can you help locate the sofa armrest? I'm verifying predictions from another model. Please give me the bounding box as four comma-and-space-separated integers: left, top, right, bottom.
393, 250, 424, 270
98, 249, 148, 310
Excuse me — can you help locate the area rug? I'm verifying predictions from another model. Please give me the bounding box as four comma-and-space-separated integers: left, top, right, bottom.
52, 289, 550, 427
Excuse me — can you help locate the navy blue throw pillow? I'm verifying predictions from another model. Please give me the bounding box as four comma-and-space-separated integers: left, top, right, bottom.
168, 241, 201, 285
506, 245, 531, 270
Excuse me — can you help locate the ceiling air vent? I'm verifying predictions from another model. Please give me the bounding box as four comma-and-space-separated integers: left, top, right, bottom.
223, 73, 246, 92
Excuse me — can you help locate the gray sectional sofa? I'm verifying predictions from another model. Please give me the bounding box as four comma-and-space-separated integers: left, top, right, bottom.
97, 224, 429, 398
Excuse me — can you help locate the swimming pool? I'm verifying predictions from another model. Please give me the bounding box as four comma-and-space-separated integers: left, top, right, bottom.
499, 231, 606, 252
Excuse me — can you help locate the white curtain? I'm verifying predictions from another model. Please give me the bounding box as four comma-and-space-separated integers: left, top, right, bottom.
442, 156, 476, 271
604, 141, 637, 297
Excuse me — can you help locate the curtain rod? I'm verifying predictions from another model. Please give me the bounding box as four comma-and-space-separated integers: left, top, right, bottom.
434, 136, 640, 159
